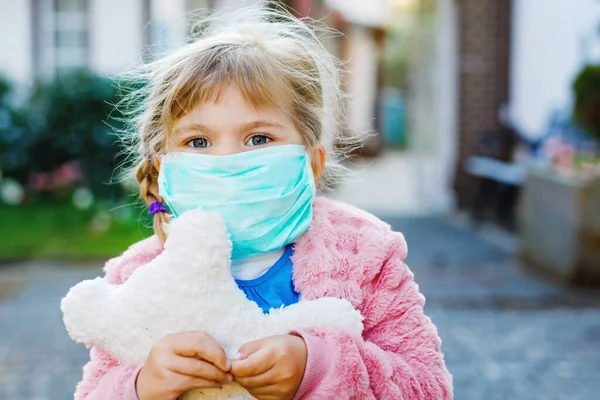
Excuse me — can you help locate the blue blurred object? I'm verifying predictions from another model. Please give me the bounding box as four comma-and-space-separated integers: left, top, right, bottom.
544, 108, 598, 154
379, 88, 406, 147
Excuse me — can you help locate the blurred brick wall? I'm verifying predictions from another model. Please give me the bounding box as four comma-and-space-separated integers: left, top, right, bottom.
453, 0, 512, 209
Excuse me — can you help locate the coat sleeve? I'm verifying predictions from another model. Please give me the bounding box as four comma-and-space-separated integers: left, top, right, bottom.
74, 347, 141, 400
293, 233, 453, 400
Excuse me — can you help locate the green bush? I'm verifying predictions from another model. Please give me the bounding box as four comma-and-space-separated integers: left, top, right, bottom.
0, 73, 153, 259
0, 75, 33, 184
573, 64, 600, 142
27, 70, 128, 199
0, 70, 137, 201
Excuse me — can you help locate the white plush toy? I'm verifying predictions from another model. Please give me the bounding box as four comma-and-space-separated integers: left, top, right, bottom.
61, 208, 364, 400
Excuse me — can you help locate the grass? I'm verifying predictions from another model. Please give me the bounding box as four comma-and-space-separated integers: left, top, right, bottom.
0, 202, 153, 261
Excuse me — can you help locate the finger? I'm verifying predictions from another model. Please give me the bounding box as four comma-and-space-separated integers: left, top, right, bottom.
236, 338, 268, 360
234, 365, 277, 389
169, 331, 231, 371
160, 369, 225, 393
231, 348, 274, 378
169, 354, 232, 384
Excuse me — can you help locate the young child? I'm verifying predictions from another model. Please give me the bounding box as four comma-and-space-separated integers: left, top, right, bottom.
73, 6, 452, 400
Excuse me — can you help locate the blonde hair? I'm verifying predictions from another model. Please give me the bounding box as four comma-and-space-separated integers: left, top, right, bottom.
119, 5, 353, 241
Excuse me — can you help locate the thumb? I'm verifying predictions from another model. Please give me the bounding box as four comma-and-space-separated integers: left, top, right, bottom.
235, 338, 267, 360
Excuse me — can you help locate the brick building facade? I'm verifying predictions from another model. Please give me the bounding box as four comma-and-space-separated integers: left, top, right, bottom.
453, 0, 512, 208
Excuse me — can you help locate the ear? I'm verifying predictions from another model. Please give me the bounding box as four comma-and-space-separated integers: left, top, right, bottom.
154, 157, 161, 172
310, 145, 326, 182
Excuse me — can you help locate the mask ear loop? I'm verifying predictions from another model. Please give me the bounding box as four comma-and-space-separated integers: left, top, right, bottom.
304, 150, 317, 196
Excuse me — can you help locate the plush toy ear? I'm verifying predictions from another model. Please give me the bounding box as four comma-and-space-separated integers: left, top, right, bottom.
61, 277, 113, 347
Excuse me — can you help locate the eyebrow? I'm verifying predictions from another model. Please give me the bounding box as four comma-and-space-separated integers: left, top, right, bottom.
174, 120, 285, 136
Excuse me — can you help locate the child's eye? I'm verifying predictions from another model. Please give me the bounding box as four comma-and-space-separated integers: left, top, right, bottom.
187, 138, 211, 149
246, 135, 271, 146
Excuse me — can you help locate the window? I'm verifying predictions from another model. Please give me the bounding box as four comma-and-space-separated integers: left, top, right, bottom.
33, 0, 89, 76
53, 0, 89, 71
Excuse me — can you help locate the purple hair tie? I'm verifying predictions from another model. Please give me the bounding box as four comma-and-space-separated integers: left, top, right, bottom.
149, 201, 168, 216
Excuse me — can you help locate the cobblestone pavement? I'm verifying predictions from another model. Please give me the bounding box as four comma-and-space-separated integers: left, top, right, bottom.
1, 217, 599, 399
0, 265, 97, 400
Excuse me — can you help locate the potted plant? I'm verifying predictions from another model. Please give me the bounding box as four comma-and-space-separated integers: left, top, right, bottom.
573, 65, 600, 143
519, 65, 600, 286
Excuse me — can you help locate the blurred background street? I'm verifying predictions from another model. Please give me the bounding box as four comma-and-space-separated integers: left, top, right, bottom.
1, 0, 600, 399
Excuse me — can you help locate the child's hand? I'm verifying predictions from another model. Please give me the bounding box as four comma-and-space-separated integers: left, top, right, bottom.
136, 331, 233, 400
231, 335, 307, 400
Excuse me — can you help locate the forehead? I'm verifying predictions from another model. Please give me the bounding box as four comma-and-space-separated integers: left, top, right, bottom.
171, 77, 294, 126
174, 85, 292, 130
168, 45, 294, 121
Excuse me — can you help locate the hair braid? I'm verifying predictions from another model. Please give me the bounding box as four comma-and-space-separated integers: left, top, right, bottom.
135, 159, 170, 242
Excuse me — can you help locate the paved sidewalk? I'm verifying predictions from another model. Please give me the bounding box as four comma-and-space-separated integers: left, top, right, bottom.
0, 265, 97, 399
389, 216, 600, 400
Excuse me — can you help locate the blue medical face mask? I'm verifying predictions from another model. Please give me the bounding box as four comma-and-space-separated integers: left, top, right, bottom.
158, 144, 316, 260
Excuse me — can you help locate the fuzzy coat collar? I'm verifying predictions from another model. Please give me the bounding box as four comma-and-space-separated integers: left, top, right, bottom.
103, 197, 407, 313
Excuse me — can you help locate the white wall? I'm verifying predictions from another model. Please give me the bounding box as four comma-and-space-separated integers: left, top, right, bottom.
0, 0, 33, 84
326, 0, 390, 27
510, 0, 600, 140
433, 0, 458, 211
89, 0, 146, 75
347, 25, 378, 135
405, 0, 458, 213
407, 17, 435, 154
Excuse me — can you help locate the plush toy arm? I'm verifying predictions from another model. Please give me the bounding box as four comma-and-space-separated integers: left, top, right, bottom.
61, 277, 115, 348
67, 235, 164, 399
265, 297, 364, 336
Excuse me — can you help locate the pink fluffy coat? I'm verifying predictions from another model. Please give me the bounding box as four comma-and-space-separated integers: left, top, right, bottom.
73, 197, 453, 399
